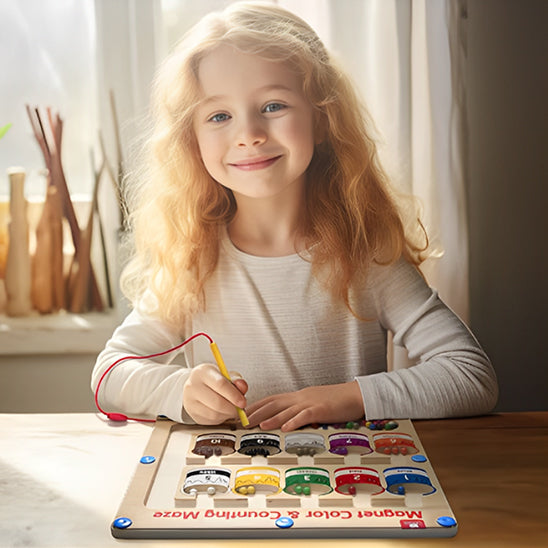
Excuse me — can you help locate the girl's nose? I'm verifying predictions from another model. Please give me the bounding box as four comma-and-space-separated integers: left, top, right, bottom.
236, 115, 267, 147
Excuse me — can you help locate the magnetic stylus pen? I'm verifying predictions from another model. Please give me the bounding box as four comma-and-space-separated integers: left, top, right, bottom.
209, 342, 250, 427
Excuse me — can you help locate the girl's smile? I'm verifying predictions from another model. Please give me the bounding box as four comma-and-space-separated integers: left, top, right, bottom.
228, 155, 282, 171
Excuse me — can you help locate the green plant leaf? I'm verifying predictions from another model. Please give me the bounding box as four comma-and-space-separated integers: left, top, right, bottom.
0, 123, 12, 140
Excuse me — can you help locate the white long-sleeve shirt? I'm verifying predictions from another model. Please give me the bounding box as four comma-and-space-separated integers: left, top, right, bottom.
92, 234, 498, 422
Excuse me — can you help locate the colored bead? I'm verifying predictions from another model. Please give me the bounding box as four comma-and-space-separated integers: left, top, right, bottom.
400, 447, 408, 455
207, 486, 216, 495
294, 485, 303, 494
385, 421, 398, 430
247, 485, 256, 495
397, 486, 405, 495
140, 455, 156, 464
302, 486, 311, 495
239, 487, 248, 495
348, 485, 357, 495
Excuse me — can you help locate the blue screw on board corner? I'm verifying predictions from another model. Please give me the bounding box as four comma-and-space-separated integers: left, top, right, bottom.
113, 517, 133, 529
436, 516, 457, 527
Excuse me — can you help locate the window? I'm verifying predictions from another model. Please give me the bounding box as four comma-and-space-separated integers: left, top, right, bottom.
0, 0, 97, 199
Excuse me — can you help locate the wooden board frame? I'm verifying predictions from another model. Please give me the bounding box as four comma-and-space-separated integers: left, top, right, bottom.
111, 418, 457, 539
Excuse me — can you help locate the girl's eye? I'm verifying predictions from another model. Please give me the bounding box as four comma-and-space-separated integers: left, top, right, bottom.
208, 112, 230, 123
263, 102, 286, 113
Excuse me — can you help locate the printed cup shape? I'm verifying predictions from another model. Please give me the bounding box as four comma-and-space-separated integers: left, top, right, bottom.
183, 467, 231, 495
238, 433, 281, 457
283, 467, 333, 496
334, 467, 384, 495
383, 467, 436, 496
192, 433, 236, 458
233, 466, 281, 495
328, 432, 372, 456
284, 433, 326, 456
373, 433, 419, 456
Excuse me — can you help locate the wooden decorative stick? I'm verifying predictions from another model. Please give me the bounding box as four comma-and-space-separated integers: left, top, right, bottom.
32, 185, 54, 313
49, 185, 65, 311
31, 184, 65, 313
69, 161, 104, 313
109, 90, 127, 228
5, 168, 32, 316
91, 145, 113, 308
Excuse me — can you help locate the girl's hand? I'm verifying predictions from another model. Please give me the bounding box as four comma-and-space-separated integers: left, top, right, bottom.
245, 381, 364, 432
183, 363, 248, 425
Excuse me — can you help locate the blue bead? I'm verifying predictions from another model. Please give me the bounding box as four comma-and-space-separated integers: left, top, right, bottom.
275, 517, 294, 529
140, 455, 156, 464
437, 516, 457, 527
113, 517, 132, 529
411, 455, 427, 463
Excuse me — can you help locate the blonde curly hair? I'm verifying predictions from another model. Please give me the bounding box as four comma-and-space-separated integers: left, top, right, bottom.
121, 1, 427, 327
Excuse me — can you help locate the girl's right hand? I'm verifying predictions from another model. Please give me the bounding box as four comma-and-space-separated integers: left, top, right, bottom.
182, 363, 248, 425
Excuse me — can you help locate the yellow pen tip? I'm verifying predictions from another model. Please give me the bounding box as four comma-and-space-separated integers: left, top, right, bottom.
238, 410, 250, 428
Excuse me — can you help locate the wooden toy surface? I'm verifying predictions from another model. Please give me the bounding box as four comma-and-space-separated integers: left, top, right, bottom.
112, 418, 457, 539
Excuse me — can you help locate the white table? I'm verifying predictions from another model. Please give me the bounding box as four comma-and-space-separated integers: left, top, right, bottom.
0, 414, 152, 547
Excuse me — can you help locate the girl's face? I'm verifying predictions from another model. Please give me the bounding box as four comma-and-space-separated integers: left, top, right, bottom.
193, 45, 316, 202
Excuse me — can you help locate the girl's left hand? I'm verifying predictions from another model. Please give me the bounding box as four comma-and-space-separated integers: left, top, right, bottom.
245, 381, 364, 432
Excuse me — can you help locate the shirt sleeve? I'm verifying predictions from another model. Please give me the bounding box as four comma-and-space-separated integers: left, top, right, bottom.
91, 308, 195, 423
356, 259, 499, 419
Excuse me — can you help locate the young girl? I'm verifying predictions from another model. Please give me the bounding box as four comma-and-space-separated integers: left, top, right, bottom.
92, 2, 497, 431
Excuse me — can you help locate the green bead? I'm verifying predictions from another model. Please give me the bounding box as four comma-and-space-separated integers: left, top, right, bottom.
294, 485, 303, 494
303, 486, 311, 495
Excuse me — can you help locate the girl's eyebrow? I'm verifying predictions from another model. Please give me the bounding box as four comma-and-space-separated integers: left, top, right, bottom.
198, 84, 295, 107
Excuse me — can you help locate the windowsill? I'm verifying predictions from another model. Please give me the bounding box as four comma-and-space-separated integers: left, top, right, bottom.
0, 311, 119, 355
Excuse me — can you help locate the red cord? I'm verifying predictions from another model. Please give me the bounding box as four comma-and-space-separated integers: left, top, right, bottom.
94, 331, 213, 423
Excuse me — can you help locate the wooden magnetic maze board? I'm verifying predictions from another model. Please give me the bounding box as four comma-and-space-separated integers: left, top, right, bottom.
111, 418, 458, 539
